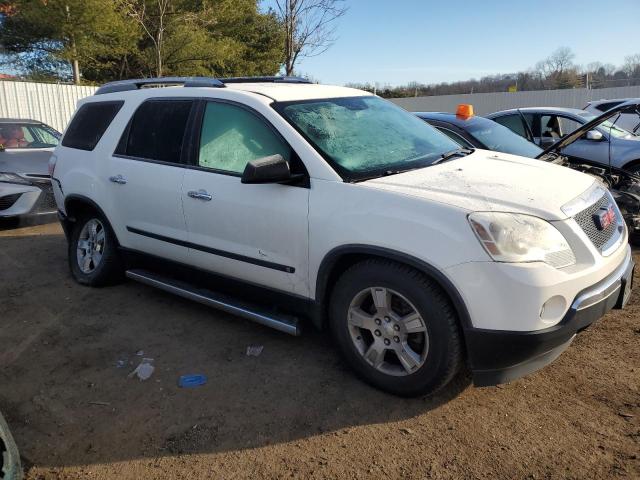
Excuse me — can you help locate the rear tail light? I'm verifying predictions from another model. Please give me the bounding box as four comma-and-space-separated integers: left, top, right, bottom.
48, 155, 57, 177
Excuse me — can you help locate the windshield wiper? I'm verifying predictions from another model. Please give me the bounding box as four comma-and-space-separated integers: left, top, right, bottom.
432, 148, 474, 165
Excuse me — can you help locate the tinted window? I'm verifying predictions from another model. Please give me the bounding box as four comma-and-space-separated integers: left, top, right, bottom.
493, 114, 526, 137
198, 102, 290, 174
62, 101, 123, 151
465, 120, 543, 158
119, 100, 193, 163
436, 127, 474, 148
594, 101, 623, 113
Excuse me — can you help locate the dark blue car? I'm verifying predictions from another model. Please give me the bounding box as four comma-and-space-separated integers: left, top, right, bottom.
415, 110, 544, 158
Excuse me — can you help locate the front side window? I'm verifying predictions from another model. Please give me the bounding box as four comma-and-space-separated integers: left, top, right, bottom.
198, 102, 291, 174
0, 123, 60, 149
276, 96, 459, 180
118, 100, 193, 163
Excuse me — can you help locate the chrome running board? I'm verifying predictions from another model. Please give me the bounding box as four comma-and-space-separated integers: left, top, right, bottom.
126, 269, 301, 336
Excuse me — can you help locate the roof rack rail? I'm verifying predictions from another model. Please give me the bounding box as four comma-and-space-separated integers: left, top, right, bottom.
219, 76, 312, 84
94, 77, 225, 95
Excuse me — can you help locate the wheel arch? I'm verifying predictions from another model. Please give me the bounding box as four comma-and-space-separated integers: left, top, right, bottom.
621, 158, 640, 173
63, 194, 120, 246
313, 245, 472, 332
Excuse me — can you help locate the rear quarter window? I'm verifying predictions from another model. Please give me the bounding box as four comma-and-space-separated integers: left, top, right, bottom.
62, 101, 124, 151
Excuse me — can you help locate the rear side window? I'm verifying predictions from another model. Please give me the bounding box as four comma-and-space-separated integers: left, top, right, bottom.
62, 101, 123, 151
493, 114, 526, 137
436, 127, 474, 148
116, 100, 193, 163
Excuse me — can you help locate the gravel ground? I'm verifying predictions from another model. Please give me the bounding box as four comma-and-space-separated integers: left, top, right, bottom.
0, 219, 638, 479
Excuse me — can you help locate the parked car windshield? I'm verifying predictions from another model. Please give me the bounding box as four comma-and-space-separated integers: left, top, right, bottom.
465, 120, 543, 158
276, 96, 460, 180
0, 123, 61, 149
577, 111, 635, 138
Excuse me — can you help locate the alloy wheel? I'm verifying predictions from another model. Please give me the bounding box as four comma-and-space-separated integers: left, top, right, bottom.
76, 218, 105, 274
347, 287, 429, 376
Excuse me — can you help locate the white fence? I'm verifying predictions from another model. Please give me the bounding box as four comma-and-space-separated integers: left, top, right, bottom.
390, 85, 640, 115
0, 80, 97, 132
2, 80, 640, 133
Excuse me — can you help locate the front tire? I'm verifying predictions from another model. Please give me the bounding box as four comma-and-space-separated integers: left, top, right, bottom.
68, 213, 123, 286
329, 259, 463, 397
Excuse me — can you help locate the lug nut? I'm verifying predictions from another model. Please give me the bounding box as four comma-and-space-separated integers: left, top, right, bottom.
393, 324, 400, 331
384, 338, 391, 346
393, 336, 400, 343
375, 318, 381, 325
374, 330, 381, 336
384, 316, 390, 322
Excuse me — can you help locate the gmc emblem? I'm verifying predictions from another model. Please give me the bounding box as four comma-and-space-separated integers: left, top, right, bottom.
593, 205, 615, 230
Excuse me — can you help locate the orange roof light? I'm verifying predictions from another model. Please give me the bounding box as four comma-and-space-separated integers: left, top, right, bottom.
456, 104, 474, 118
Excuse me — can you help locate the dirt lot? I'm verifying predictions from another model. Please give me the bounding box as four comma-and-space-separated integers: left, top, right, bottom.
0, 219, 638, 479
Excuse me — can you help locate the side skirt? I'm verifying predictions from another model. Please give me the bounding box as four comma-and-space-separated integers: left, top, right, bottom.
118, 247, 318, 331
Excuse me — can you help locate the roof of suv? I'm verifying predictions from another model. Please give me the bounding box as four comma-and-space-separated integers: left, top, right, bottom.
225, 82, 370, 102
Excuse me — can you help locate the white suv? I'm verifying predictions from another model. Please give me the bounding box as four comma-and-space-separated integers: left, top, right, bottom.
51, 77, 634, 396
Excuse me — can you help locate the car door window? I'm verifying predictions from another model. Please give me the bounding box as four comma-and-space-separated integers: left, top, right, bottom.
117, 100, 193, 163
198, 102, 291, 174
436, 127, 474, 148
558, 116, 582, 136
493, 115, 526, 137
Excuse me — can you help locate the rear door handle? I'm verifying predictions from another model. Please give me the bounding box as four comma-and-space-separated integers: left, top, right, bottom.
109, 174, 127, 185
187, 189, 212, 201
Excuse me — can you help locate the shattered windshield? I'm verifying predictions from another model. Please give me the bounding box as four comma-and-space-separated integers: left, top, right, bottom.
276, 96, 460, 180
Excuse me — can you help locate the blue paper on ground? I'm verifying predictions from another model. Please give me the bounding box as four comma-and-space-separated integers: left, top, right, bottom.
178, 374, 207, 388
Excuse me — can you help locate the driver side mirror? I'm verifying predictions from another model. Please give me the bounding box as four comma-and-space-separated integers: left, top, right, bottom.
585, 130, 604, 141
241, 154, 292, 184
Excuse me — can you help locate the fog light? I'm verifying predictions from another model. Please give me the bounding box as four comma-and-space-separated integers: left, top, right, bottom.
540, 296, 567, 323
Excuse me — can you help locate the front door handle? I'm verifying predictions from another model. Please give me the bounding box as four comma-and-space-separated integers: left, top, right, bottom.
187, 189, 212, 201
109, 174, 127, 185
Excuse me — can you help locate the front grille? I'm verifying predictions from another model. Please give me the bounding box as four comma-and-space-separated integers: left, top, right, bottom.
32, 183, 57, 214
574, 193, 619, 251
0, 193, 21, 211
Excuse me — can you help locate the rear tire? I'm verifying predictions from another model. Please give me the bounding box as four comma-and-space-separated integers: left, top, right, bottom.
68, 212, 123, 286
329, 259, 463, 397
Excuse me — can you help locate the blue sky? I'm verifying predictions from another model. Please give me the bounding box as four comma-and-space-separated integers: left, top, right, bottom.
263, 0, 640, 86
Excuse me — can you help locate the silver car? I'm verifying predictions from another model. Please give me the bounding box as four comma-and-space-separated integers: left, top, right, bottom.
0, 118, 61, 219
487, 106, 640, 174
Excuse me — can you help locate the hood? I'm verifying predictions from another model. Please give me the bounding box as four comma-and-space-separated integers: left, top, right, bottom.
362, 149, 595, 220
537, 98, 640, 158
0, 148, 53, 177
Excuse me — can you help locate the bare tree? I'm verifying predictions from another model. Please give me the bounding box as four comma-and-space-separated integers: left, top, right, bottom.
535, 47, 575, 77
117, 0, 171, 77
274, 0, 347, 76
623, 53, 640, 76
535, 47, 578, 88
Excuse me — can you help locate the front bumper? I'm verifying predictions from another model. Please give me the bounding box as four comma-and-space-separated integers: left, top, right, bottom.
466, 245, 634, 386
0, 180, 56, 218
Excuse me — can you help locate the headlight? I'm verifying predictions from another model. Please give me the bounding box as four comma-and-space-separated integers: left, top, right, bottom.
468, 212, 576, 268
0, 172, 31, 185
